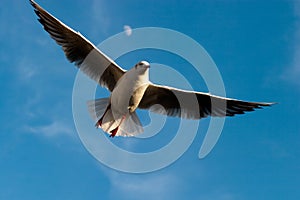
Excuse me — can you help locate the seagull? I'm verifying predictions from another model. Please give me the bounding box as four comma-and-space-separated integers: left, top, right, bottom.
30, 0, 274, 137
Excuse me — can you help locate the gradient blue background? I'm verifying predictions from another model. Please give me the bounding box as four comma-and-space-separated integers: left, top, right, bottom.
1, 0, 299, 199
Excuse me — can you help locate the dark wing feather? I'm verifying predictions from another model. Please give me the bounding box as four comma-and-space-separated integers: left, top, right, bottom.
138, 84, 274, 119
30, 0, 125, 91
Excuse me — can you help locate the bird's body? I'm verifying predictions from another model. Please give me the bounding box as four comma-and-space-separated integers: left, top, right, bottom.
30, 0, 274, 137
97, 61, 150, 136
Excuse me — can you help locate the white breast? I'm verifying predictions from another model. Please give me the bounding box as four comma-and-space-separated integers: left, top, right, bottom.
110, 68, 149, 118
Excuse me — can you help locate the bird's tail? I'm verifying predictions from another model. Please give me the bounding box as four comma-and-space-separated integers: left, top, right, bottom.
87, 98, 143, 137
87, 98, 110, 121
118, 111, 144, 137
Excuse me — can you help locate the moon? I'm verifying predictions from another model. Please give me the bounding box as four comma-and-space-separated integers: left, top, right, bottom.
123, 25, 132, 36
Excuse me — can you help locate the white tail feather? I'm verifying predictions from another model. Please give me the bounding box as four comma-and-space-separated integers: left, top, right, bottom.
117, 112, 144, 137
87, 98, 109, 120
101, 108, 120, 133
87, 98, 144, 137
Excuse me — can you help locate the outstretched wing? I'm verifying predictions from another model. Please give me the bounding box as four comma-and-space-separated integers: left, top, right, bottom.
30, 0, 125, 91
138, 84, 274, 119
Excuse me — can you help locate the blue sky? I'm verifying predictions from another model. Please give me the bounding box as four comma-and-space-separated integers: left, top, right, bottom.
1, 0, 300, 199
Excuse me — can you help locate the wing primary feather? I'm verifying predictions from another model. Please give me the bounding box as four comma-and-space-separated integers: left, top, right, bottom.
30, 0, 125, 91
139, 84, 274, 119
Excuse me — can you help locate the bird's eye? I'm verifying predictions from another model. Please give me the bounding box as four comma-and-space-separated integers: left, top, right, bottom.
139, 63, 143, 66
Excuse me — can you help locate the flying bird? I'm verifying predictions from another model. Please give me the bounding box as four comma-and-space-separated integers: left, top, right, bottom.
30, 0, 274, 137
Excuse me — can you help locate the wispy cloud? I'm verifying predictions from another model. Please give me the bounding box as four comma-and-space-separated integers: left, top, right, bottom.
89, 0, 111, 37
19, 87, 76, 139
16, 57, 39, 82
106, 170, 179, 200
89, 1, 133, 38
7, 2, 81, 143
26, 120, 74, 138
282, 1, 300, 85
292, 1, 300, 74
13, 53, 75, 139
103, 167, 240, 200
206, 191, 240, 200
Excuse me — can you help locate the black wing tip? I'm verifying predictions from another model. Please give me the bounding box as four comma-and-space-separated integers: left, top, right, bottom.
30, 1, 43, 21
29, 0, 38, 9
224, 101, 276, 117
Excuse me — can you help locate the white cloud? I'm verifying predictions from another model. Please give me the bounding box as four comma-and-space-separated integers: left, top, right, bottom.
106, 170, 179, 200
13, 55, 74, 139
26, 120, 74, 138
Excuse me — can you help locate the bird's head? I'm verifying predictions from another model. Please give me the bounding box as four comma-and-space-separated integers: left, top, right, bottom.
134, 61, 150, 74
